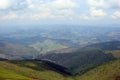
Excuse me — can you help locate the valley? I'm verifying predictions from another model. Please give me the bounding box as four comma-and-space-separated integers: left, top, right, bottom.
0, 26, 120, 54
0, 0, 120, 79
0, 26, 120, 80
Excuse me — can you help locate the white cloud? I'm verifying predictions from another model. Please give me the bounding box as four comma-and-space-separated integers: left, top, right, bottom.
88, 0, 108, 8
0, 0, 119, 23
109, 0, 120, 9
112, 11, 120, 19
79, 7, 107, 20
26, 0, 78, 10
88, 0, 120, 9
0, 0, 78, 20
0, 0, 10, 9
0, 12, 17, 19
30, 9, 75, 20
90, 7, 107, 17
31, 11, 51, 20
79, 14, 90, 20
53, 9, 74, 16
24, 0, 77, 20
26, 0, 45, 10
51, 0, 78, 9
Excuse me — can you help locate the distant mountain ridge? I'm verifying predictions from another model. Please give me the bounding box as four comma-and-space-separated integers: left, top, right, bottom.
0, 41, 39, 60
0, 40, 120, 80
86, 41, 120, 50
0, 40, 119, 75
0, 57, 8, 61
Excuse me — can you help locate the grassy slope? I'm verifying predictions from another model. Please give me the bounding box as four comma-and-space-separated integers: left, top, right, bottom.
0, 59, 120, 80
0, 61, 73, 80
76, 59, 120, 80
0, 67, 31, 80
0, 62, 31, 80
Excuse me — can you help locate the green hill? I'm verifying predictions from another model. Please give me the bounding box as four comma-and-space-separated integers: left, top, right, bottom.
0, 60, 73, 80
0, 59, 120, 80
76, 59, 120, 80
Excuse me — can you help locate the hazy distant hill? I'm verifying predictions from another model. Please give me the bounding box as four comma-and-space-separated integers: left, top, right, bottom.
0, 58, 7, 61
86, 41, 120, 50
0, 41, 39, 60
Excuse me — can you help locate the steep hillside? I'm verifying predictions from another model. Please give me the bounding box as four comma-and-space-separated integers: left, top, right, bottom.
39, 48, 115, 75
38, 41, 120, 75
0, 40, 119, 80
86, 41, 120, 58
76, 59, 120, 80
0, 60, 73, 80
0, 59, 119, 80
0, 41, 39, 60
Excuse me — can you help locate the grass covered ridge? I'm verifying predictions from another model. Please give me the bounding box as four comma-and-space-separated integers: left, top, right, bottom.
0, 61, 73, 80
0, 59, 119, 80
76, 59, 120, 80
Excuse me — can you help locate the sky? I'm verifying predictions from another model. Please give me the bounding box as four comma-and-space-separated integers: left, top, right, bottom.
0, 0, 120, 26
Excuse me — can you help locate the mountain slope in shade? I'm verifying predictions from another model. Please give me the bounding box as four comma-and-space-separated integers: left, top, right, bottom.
0, 58, 8, 61
39, 48, 115, 75
86, 41, 120, 58
39, 41, 120, 75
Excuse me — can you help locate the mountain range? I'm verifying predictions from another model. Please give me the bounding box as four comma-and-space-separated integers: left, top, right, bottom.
0, 40, 120, 80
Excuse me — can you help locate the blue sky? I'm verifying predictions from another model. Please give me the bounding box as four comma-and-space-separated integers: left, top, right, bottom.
0, 0, 120, 26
